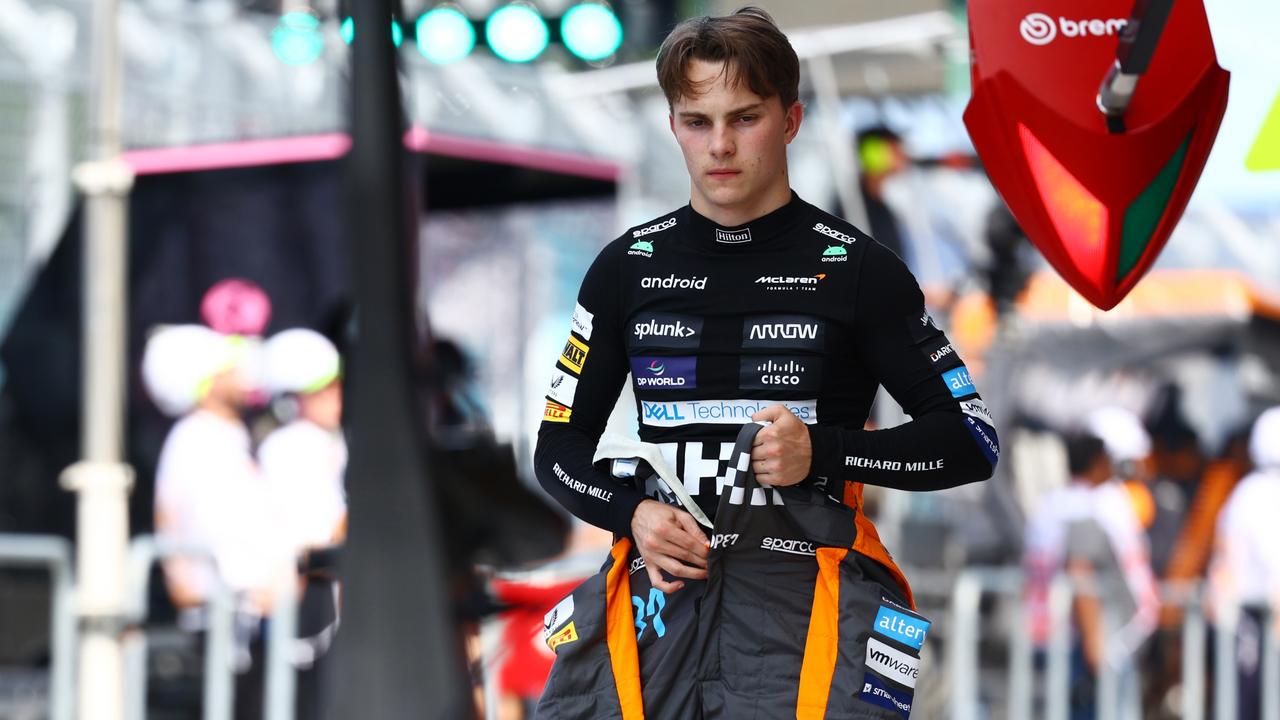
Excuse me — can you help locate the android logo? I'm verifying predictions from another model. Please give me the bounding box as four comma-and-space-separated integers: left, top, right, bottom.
822, 245, 847, 257
630, 240, 654, 253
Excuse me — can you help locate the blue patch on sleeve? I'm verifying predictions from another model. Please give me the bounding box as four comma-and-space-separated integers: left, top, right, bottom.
859, 672, 913, 717
965, 416, 1000, 467
941, 366, 976, 398
874, 605, 931, 651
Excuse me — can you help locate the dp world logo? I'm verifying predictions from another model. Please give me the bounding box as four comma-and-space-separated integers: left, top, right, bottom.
646, 360, 665, 376
1020, 13, 1056, 45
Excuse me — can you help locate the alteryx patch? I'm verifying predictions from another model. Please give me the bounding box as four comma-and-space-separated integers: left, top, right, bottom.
630, 356, 697, 389
941, 366, 976, 398
858, 672, 913, 717
874, 605, 931, 651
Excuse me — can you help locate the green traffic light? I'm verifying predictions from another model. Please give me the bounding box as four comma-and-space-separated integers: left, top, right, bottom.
416, 7, 476, 64
272, 11, 325, 66
485, 4, 549, 63
561, 3, 622, 61
339, 16, 404, 47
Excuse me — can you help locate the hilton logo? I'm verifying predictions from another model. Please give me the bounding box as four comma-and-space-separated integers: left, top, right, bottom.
715, 228, 751, 244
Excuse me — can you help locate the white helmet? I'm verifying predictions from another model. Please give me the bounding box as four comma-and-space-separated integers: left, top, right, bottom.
263, 328, 340, 395
1085, 406, 1151, 464
1249, 406, 1280, 470
141, 324, 240, 417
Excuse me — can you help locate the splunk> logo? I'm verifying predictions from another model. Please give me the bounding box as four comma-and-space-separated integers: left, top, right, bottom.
1021, 12, 1128, 45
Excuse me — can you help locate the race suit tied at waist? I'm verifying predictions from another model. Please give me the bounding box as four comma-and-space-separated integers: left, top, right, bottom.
536, 423, 923, 720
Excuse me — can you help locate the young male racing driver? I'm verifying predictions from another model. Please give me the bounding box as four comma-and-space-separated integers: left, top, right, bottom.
534, 8, 999, 718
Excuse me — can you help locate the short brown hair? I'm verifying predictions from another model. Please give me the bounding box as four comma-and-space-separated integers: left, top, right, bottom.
655, 7, 800, 110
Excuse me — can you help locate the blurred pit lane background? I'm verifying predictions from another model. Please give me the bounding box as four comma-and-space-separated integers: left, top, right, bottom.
1, 0, 1280, 718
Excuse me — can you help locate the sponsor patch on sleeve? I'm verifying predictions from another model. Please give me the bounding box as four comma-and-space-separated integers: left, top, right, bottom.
941, 366, 976, 399
908, 310, 944, 344
865, 637, 921, 689
559, 335, 589, 374
570, 302, 594, 341
543, 399, 572, 423
874, 605, 931, 651
547, 370, 579, 407
858, 672, 913, 717
964, 416, 1000, 467
546, 621, 578, 652
919, 336, 959, 369
960, 398, 995, 427
543, 594, 574, 640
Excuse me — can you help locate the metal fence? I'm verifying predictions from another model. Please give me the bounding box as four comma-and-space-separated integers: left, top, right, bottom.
5, 533, 1280, 719
948, 566, 1280, 720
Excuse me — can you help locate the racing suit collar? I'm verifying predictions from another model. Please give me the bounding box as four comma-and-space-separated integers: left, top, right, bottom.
683, 191, 806, 252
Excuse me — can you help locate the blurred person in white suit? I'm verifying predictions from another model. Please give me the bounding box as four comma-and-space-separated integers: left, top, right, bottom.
143, 324, 294, 720
1210, 406, 1280, 720
259, 328, 347, 720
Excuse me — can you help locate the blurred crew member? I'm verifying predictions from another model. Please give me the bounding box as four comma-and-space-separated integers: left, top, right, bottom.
1209, 407, 1280, 720
855, 125, 911, 263
1087, 406, 1157, 530
143, 324, 293, 720
533, 8, 998, 717
260, 328, 346, 720
1024, 432, 1159, 720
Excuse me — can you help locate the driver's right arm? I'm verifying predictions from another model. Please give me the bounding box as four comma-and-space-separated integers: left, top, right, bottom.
533, 242, 648, 535
533, 243, 707, 588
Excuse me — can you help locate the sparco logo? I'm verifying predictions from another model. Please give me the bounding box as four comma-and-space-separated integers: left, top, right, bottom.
813, 222, 856, 245
633, 217, 676, 238
715, 228, 751, 244
1021, 12, 1127, 45
629, 557, 646, 575
641, 274, 707, 290
761, 537, 816, 556
634, 319, 696, 341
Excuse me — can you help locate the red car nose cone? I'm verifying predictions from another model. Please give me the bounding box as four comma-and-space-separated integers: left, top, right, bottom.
964, 0, 1229, 310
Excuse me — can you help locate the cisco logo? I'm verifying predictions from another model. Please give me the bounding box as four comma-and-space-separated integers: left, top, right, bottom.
1020, 13, 1127, 45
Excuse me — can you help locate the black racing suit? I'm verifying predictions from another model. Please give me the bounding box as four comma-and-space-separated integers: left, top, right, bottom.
532, 192, 999, 719
535, 192, 997, 554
